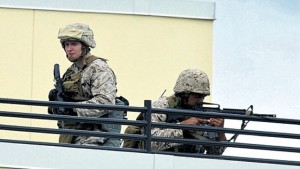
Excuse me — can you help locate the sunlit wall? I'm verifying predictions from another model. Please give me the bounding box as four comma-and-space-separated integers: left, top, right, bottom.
0, 0, 214, 142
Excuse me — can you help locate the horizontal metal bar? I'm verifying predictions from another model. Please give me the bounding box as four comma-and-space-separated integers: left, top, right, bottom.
151, 136, 300, 153
0, 97, 146, 112
152, 122, 300, 139
0, 138, 147, 153
152, 108, 300, 125
1, 110, 299, 140
3, 120, 298, 153
1, 97, 299, 125
0, 111, 146, 126
0, 124, 146, 140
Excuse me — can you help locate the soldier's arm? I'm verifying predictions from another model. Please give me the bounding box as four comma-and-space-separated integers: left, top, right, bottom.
151, 113, 184, 150
205, 118, 227, 154
209, 118, 227, 141
75, 62, 117, 117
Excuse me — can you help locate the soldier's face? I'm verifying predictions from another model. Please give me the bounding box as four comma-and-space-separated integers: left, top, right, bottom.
188, 94, 205, 106
64, 41, 83, 62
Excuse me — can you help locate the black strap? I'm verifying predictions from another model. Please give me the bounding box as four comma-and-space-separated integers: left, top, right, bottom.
228, 105, 253, 142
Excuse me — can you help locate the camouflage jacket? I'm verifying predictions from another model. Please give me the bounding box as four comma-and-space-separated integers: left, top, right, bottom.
63, 55, 117, 117
151, 95, 226, 155
58, 55, 118, 145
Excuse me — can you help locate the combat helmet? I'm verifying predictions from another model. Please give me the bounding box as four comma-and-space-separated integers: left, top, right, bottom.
58, 23, 96, 48
173, 69, 210, 95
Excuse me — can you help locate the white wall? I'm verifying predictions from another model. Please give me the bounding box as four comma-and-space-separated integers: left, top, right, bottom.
205, 0, 300, 161
0, 142, 299, 169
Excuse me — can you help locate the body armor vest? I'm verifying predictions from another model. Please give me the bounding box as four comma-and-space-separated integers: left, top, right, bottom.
58, 55, 127, 147
62, 55, 106, 101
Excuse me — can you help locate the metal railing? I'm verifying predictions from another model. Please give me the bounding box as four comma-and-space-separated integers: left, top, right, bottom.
0, 97, 299, 166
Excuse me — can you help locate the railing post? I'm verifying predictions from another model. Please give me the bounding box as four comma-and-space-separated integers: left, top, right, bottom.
144, 100, 152, 152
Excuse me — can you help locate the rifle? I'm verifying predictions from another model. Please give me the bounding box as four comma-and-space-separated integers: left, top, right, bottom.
53, 64, 66, 128
53, 64, 65, 114
195, 102, 276, 142
167, 102, 276, 141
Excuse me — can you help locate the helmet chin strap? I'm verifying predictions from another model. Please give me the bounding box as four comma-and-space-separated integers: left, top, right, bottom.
80, 45, 90, 57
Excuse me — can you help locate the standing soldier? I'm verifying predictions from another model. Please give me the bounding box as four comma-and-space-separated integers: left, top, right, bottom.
48, 23, 121, 147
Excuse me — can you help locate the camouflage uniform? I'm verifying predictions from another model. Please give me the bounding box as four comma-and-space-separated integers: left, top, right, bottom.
63, 56, 118, 146
151, 69, 226, 154
53, 23, 119, 146
151, 96, 183, 150
64, 58, 117, 117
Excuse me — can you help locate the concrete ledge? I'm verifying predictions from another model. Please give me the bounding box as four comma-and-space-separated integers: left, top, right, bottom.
0, 0, 215, 20
0, 142, 298, 169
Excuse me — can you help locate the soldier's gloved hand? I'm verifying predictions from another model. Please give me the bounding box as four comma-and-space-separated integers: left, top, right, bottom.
64, 108, 77, 116
48, 107, 76, 116
48, 89, 58, 114
48, 89, 58, 101
48, 107, 60, 114
48, 89, 69, 101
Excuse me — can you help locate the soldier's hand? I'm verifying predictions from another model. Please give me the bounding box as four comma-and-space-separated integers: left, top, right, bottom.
208, 118, 224, 127
48, 89, 58, 101
48, 107, 77, 116
48, 107, 59, 114
48, 107, 55, 114
180, 117, 208, 125
64, 108, 77, 116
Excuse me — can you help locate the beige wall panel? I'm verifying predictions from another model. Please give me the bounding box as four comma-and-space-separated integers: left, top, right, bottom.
0, 8, 33, 140
1, 8, 213, 142
0, 8, 33, 101
31, 10, 213, 104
